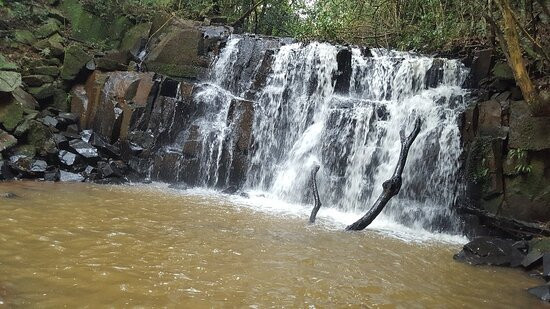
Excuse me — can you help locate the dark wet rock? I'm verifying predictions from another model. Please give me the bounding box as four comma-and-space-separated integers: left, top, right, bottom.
28, 83, 57, 100
239, 191, 250, 198
31, 66, 59, 77
0, 192, 19, 199
8, 155, 33, 175
509, 100, 550, 151
454, 237, 526, 267
58, 113, 79, 124
528, 284, 550, 302
470, 49, 492, 87
89, 133, 120, 158
92, 177, 127, 185
59, 170, 84, 182
69, 139, 98, 159
58, 150, 77, 166
544, 253, 550, 277
0, 161, 14, 180
425, 58, 445, 88
334, 48, 352, 94
44, 168, 59, 181
53, 134, 69, 149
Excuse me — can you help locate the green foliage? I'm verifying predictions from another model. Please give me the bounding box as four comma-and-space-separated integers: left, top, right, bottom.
509, 148, 532, 174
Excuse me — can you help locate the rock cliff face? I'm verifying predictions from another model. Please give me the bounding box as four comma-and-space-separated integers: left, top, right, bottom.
461, 49, 550, 229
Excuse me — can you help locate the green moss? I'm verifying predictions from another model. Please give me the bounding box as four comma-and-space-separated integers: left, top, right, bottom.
59, 0, 131, 49
26, 120, 51, 152
31, 66, 60, 77
13, 30, 36, 45
35, 19, 61, 39
0, 71, 22, 92
27, 84, 57, 100
119, 22, 151, 52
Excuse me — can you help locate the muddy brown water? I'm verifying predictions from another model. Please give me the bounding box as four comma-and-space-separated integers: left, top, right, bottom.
0, 181, 545, 308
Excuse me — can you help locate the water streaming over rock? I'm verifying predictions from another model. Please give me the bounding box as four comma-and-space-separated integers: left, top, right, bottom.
142, 35, 470, 233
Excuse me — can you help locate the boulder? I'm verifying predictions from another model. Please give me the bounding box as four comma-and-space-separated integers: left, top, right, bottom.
144, 25, 208, 79
27, 83, 57, 100
60, 44, 92, 80
477, 99, 504, 137
69, 139, 98, 159
13, 30, 36, 45
58, 150, 77, 166
470, 49, 493, 86
492, 61, 514, 80
33, 33, 65, 57
509, 100, 550, 151
0, 71, 22, 92
119, 22, 151, 57
454, 237, 526, 267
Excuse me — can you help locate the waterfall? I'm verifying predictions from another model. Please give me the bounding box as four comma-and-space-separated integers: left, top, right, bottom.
147, 35, 470, 233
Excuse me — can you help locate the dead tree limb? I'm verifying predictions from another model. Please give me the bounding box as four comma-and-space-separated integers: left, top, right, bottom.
346, 118, 422, 231
309, 165, 322, 223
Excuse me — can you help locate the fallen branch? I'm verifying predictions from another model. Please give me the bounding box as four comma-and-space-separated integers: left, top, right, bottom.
346, 118, 422, 231
309, 165, 322, 223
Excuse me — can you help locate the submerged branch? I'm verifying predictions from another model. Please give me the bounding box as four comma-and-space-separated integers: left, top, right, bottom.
346, 118, 422, 231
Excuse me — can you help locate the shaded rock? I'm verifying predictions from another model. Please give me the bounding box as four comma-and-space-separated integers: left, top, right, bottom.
12, 87, 39, 109
544, 253, 550, 277
492, 61, 514, 80
0, 71, 22, 92
334, 48, 352, 94
0, 130, 17, 152
41, 115, 59, 128
22, 75, 54, 87
27, 83, 57, 100
69, 139, 98, 159
425, 58, 445, 88
59, 170, 84, 182
44, 168, 60, 181
477, 100, 503, 137
454, 237, 526, 267
470, 49, 492, 86
31, 66, 60, 77
119, 22, 151, 57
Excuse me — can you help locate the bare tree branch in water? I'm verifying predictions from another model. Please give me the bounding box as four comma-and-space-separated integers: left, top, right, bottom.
346, 118, 422, 231
309, 165, 322, 223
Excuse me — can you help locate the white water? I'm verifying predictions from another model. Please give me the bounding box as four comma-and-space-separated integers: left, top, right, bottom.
185, 36, 470, 237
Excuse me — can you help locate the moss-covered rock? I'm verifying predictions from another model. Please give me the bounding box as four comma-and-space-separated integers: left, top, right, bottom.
36, 19, 61, 39
13, 30, 36, 45
492, 61, 515, 81
0, 129, 17, 152
119, 22, 151, 53
0, 54, 18, 71
27, 83, 57, 100
60, 44, 91, 80
31, 66, 60, 77
59, 0, 132, 49
33, 33, 65, 57
27, 120, 52, 154
0, 96, 25, 132
0, 71, 22, 92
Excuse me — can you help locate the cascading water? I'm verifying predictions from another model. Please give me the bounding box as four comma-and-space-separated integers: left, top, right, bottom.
148, 35, 470, 233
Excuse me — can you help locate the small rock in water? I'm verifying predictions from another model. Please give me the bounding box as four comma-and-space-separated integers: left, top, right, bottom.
528, 284, 550, 302
0, 192, 19, 199
454, 237, 526, 267
59, 170, 84, 182
222, 186, 238, 194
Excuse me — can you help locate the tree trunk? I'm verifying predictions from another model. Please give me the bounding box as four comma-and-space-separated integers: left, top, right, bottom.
309, 165, 322, 223
346, 118, 422, 231
494, 0, 547, 116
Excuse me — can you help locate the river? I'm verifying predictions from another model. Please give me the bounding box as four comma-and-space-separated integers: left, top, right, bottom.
0, 181, 544, 307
